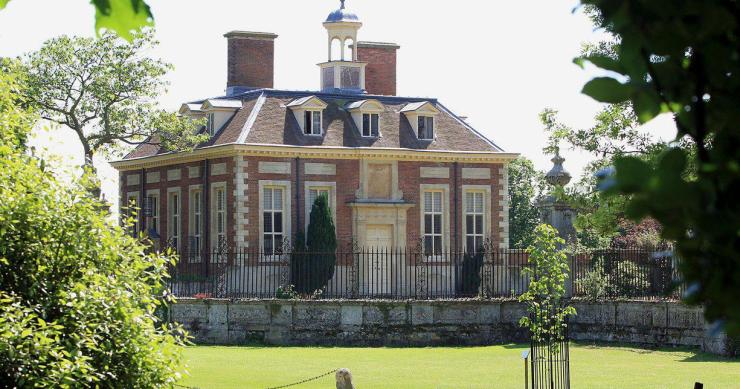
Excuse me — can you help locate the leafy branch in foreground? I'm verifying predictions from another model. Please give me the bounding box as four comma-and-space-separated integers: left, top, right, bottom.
577, 0, 740, 337
0, 0, 154, 41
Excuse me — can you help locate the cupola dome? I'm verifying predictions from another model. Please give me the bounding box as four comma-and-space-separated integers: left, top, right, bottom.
325, 0, 360, 23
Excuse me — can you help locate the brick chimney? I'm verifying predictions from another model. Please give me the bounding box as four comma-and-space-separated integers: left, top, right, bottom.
356, 41, 400, 96
224, 31, 278, 95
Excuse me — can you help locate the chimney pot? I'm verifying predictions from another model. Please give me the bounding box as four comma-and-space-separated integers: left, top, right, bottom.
224, 31, 278, 95
356, 41, 399, 96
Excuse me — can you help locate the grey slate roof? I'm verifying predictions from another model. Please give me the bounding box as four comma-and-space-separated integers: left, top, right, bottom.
123, 88, 504, 160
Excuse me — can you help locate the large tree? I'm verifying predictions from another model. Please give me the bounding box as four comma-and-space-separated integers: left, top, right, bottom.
508, 157, 544, 249
21, 31, 206, 183
577, 0, 740, 337
0, 59, 186, 388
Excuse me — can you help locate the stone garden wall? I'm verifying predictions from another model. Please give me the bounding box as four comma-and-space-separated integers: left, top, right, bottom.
170, 299, 734, 356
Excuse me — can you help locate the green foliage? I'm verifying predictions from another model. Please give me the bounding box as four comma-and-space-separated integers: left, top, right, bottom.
519, 224, 576, 342
0, 0, 154, 42
292, 195, 337, 294
577, 0, 740, 335
0, 59, 34, 150
275, 284, 299, 300
92, 0, 154, 41
21, 31, 207, 170
576, 267, 609, 300
0, 63, 186, 387
507, 157, 544, 249
542, 104, 679, 250
458, 252, 485, 296
610, 261, 650, 298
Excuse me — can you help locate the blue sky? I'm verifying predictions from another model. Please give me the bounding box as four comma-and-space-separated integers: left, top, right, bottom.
0, 0, 675, 208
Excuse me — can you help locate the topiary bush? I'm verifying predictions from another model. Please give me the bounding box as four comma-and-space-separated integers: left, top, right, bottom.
458, 252, 485, 297
292, 195, 336, 294
0, 62, 186, 388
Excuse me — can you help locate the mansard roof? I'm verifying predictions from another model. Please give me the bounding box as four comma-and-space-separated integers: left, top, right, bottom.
123, 89, 505, 160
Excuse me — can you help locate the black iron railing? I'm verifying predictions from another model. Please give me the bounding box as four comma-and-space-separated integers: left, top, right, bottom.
166, 247, 683, 300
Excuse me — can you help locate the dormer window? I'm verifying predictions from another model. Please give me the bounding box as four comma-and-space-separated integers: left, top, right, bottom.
195, 99, 241, 138
362, 113, 379, 137
418, 116, 434, 140
207, 112, 216, 136
346, 99, 383, 138
401, 101, 440, 141
287, 96, 328, 136
304, 111, 322, 135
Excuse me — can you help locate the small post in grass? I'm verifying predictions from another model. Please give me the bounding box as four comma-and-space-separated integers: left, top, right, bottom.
694, 383, 703, 389
522, 350, 530, 389
336, 368, 354, 389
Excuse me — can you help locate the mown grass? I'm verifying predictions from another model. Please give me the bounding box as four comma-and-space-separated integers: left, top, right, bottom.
179, 343, 738, 389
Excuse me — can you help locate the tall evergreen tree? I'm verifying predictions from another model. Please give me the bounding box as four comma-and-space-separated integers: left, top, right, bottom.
294, 195, 336, 294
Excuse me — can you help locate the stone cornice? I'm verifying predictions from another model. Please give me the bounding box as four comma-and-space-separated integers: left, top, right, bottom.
110, 144, 519, 171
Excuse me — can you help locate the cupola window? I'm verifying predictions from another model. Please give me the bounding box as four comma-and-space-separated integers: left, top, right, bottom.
304, 111, 322, 135
362, 113, 379, 137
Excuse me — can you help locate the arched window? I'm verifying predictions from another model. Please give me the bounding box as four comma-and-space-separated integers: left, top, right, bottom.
330, 38, 342, 61
343, 37, 355, 61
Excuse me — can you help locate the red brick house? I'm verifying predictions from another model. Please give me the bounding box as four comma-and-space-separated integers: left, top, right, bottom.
111, 1, 517, 265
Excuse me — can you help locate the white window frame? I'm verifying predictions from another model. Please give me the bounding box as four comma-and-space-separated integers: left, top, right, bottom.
361, 112, 380, 137
167, 188, 181, 251
125, 191, 140, 237
146, 189, 160, 236
210, 182, 228, 256
417, 115, 434, 140
207, 112, 215, 136
259, 180, 292, 261
189, 185, 203, 262
303, 110, 322, 135
304, 181, 337, 232
462, 185, 492, 254
420, 184, 450, 261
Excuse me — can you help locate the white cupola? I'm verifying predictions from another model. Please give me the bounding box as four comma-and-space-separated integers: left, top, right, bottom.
319, 0, 366, 93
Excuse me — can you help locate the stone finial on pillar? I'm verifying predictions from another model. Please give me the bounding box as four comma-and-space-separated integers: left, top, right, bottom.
538, 150, 576, 241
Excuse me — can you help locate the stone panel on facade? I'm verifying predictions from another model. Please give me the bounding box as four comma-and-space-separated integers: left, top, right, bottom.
126, 174, 140, 186
145, 171, 160, 184
167, 168, 181, 181
420, 166, 450, 179
259, 161, 291, 174
462, 167, 491, 179
304, 162, 336, 175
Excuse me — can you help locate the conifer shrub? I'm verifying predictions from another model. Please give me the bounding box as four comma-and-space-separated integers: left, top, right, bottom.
292, 195, 337, 294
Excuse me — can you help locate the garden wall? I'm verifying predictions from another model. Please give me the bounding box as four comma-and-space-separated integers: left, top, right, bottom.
170, 299, 734, 356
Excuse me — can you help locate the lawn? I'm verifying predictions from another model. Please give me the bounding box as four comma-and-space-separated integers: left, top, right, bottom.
179, 343, 739, 389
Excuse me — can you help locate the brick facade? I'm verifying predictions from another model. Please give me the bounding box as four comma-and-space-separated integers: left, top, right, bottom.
120, 156, 506, 253
357, 42, 399, 96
